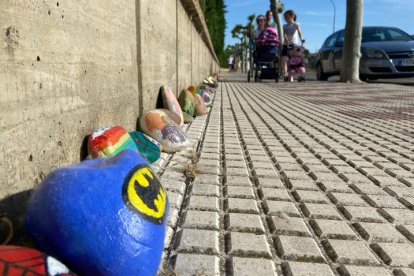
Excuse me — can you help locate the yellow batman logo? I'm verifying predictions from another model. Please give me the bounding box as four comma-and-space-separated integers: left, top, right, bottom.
122, 164, 167, 224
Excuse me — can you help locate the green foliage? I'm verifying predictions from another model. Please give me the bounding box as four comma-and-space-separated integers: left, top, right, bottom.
202, 0, 227, 66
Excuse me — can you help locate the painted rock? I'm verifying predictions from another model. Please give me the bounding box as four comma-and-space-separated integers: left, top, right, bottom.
194, 94, 208, 116
0, 245, 76, 275
196, 88, 212, 107
140, 110, 191, 153
160, 85, 183, 126
186, 85, 197, 95
25, 150, 169, 276
129, 131, 161, 164
178, 89, 195, 116
202, 85, 216, 94
182, 112, 194, 124
88, 126, 136, 158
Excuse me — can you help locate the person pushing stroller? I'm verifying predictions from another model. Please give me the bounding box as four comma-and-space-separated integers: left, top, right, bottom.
282, 10, 306, 82
252, 15, 280, 81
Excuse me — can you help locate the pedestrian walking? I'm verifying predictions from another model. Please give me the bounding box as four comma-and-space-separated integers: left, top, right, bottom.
282, 10, 305, 82
228, 55, 234, 72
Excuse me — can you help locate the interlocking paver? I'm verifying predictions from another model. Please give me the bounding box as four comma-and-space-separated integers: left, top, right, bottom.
232, 257, 277, 276
266, 201, 300, 217
363, 194, 406, 209
229, 232, 272, 258
283, 262, 334, 276
354, 222, 406, 243
227, 186, 255, 198
271, 216, 311, 237
301, 203, 343, 220
177, 229, 219, 255
228, 198, 259, 214
337, 265, 392, 276
261, 188, 292, 201
293, 190, 330, 204
340, 206, 384, 222
276, 235, 325, 262
328, 192, 368, 207
310, 219, 357, 240
323, 239, 379, 265
174, 254, 220, 276
371, 243, 414, 266
379, 208, 414, 224
226, 175, 252, 187
228, 213, 264, 234
188, 195, 219, 212
192, 184, 220, 197
288, 179, 319, 190
183, 210, 219, 230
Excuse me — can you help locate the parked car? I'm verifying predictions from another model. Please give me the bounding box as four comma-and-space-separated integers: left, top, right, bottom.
316, 26, 414, 81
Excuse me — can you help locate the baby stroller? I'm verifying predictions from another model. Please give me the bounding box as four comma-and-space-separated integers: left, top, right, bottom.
287, 45, 308, 82
248, 27, 280, 82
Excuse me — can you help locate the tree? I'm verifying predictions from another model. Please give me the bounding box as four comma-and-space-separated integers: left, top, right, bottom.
269, 0, 284, 46
203, 0, 227, 67
340, 0, 364, 82
231, 24, 246, 72
270, 0, 284, 76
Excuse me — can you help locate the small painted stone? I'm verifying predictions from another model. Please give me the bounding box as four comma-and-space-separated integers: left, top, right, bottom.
88, 126, 137, 158
201, 90, 212, 107
182, 112, 194, 123
160, 85, 183, 126
187, 85, 197, 95
25, 150, 169, 276
0, 245, 76, 276
178, 89, 195, 116
140, 110, 191, 153
129, 131, 161, 164
194, 94, 209, 116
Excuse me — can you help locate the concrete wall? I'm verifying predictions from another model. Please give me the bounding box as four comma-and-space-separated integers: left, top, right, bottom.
0, 0, 219, 205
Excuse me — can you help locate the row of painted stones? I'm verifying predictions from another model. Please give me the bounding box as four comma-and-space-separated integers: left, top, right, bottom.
226, 84, 412, 274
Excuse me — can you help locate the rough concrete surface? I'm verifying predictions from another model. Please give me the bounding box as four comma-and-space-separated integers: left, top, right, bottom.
0, 0, 219, 209
160, 73, 414, 275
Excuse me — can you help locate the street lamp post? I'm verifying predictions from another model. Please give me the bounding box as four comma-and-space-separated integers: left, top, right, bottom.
329, 0, 336, 33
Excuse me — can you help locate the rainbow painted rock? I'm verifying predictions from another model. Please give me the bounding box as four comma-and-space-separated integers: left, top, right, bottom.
129, 131, 161, 164
178, 89, 195, 116
160, 85, 183, 126
140, 110, 190, 153
194, 94, 208, 116
88, 126, 136, 158
25, 150, 168, 276
187, 85, 197, 95
0, 245, 76, 276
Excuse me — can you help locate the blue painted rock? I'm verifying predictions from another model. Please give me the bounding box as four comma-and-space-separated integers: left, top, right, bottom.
25, 150, 169, 276
129, 131, 161, 163
0, 245, 76, 275
160, 85, 183, 126
140, 109, 191, 153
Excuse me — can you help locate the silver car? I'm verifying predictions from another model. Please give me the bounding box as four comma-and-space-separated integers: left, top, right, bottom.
316, 26, 414, 81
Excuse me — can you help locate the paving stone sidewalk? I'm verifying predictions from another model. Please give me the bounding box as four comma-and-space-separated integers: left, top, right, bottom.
159, 74, 414, 276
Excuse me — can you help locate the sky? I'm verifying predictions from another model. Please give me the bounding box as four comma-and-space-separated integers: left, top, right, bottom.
225, 0, 414, 53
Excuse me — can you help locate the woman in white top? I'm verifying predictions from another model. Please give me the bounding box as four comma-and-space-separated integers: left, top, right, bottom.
282, 10, 305, 81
